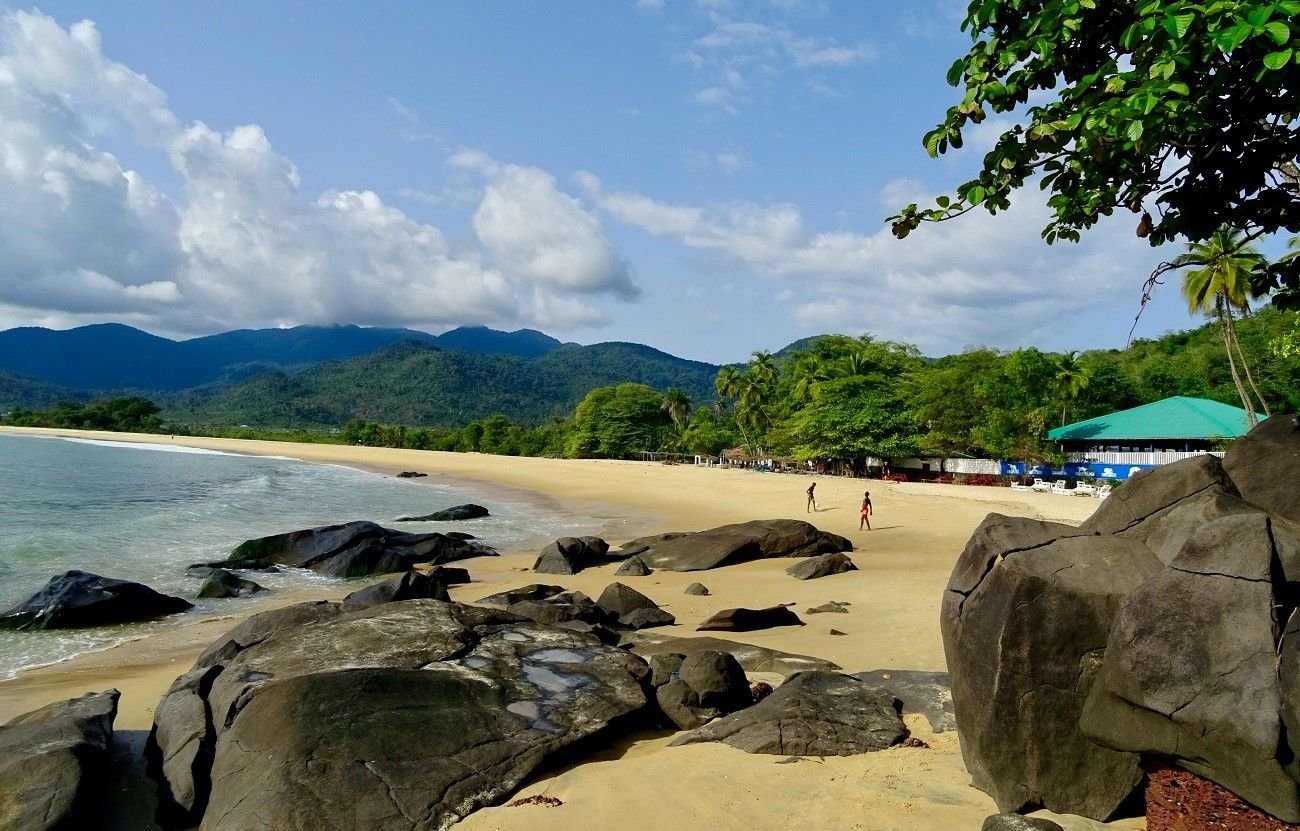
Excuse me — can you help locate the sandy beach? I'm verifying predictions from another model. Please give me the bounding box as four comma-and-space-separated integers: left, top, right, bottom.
0, 427, 1138, 830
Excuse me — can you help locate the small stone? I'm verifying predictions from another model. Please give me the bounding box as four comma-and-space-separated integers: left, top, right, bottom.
684, 583, 710, 596
829, 629, 847, 636
615, 556, 652, 577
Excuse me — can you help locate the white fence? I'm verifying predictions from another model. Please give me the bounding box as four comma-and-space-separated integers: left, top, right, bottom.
1065, 450, 1223, 465
942, 458, 1003, 475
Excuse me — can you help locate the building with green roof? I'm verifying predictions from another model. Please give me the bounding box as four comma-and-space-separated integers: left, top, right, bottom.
1048, 396, 1250, 453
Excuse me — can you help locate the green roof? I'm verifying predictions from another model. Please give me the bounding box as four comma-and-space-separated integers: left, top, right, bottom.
1048, 396, 1250, 442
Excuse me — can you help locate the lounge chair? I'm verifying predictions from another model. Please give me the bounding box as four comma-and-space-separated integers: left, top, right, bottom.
1030, 478, 1052, 492
1050, 481, 1070, 495
1096, 483, 1112, 499
1073, 482, 1097, 496
1009, 481, 1033, 491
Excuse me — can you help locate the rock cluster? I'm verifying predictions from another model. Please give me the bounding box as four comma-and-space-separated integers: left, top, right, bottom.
619, 519, 852, 571
942, 415, 1300, 823
203, 520, 495, 578
0, 571, 192, 630
649, 650, 753, 729
476, 580, 676, 639
146, 599, 653, 830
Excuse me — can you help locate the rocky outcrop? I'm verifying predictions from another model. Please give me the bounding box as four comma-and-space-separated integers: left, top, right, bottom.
533, 536, 610, 575
653, 651, 752, 730
0, 689, 119, 830
853, 669, 955, 734
0, 571, 193, 630
945, 419, 1300, 824
148, 600, 652, 830
197, 568, 265, 599
212, 520, 495, 578
670, 671, 907, 755
786, 552, 857, 580
698, 605, 803, 632
621, 519, 852, 572
395, 503, 490, 522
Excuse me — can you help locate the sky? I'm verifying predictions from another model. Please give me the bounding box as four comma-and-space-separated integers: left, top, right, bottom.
0, 2, 1282, 363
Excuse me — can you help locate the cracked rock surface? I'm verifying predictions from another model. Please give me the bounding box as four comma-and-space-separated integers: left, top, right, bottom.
943, 418, 1300, 824
147, 599, 652, 830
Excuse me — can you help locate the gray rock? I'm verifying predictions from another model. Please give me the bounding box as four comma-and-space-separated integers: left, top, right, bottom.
1080, 453, 1236, 537
0, 570, 192, 630
677, 651, 751, 713
533, 537, 609, 575
853, 669, 955, 734
596, 582, 659, 618
649, 653, 685, 687
619, 606, 676, 630
147, 666, 221, 824
981, 814, 1065, 831
670, 671, 906, 755
197, 568, 266, 599
194, 600, 345, 669
342, 569, 455, 608
615, 555, 652, 576
623, 633, 839, 675
807, 601, 849, 614
1081, 512, 1296, 821
684, 582, 710, 596
626, 519, 852, 572
476, 584, 566, 607
656, 679, 718, 730
0, 689, 119, 830
395, 503, 489, 522
697, 605, 803, 632
941, 516, 1158, 819
149, 600, 652, 831
786, 553, 857, 580
1223, 414, 1300, 523
219, 520, 495, 577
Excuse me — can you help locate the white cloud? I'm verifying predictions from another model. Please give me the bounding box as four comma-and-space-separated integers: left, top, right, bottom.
580, 173, 1165, 353
0, 10, 636, 336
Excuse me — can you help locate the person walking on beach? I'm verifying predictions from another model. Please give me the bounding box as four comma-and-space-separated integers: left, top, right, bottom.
806, 482, 817, 513
859, 491, 873, 530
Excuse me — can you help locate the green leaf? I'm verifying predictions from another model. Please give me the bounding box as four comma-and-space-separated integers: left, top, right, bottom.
967, 185, 987, 205
1264, 48, 1293, 69
1264, 21, 1291, 45
1127, 120, 1144, 143
924, 128, 945, 158
1165, 12, 1195, 39
1168, 81, 1190, 96
936, 195, 951, 208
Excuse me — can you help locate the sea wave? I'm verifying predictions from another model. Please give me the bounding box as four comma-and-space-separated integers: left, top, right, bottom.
56, 437, 293, 460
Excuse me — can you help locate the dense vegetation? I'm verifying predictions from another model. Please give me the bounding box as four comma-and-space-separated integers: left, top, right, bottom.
10, 311, 1293, 466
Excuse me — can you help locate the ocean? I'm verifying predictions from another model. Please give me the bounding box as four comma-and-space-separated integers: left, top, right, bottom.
0, 433, 592, 678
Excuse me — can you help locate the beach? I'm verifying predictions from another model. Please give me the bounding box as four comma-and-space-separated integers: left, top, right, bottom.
0, 427, 1134, 830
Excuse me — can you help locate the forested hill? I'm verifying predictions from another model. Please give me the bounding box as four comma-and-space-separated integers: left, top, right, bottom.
164, 340, 721, 428
0, 323, 562, 391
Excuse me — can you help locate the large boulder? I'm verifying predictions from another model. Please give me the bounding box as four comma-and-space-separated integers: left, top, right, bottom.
941, 515, 1158, 819
214, 520, 495, 577
395, 503, 490, 522
0, 570, 192, 630
341, 568, 457, 608
0, 689, 119, 830
623, 519, 852, 572
596, 582, 659, 618
533, 537, 609, 575
615, 555, 651, 577
670, 671, 907, 755
786, 552, 857, 580
1080, 454, 1237, 537
148, 600, 652, 830
1081, 512, 1296, 821
1222, 414, 1300, 522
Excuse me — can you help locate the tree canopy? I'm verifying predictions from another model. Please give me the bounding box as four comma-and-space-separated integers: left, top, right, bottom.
889, 0, 1300, 308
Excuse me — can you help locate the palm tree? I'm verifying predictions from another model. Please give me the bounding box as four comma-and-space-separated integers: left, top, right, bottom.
791, 354, 831, 404
660, 388, 691, 430
1053, 351, 1092, 427
1173, 228, 1269, 424
714, 365, 754, 454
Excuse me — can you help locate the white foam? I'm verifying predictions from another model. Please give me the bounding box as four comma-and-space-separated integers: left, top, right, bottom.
56, 437, 293, 461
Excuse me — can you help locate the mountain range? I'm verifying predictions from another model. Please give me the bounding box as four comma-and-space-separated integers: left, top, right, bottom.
0, 323, 721, 427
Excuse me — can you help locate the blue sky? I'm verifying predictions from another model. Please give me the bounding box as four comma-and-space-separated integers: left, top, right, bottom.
0, 2, 1270, 362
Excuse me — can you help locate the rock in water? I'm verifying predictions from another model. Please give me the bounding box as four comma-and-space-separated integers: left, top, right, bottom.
218, 520, 494, 577
0, 689, 119, 830
197, 568, 266, 599
615, 555, 652, 576
623, 519, 851, 572
786, 552, 857, 580
670, 671, 906, 755
0, 570, 193, 630
147, 600, 652, 830
854, 669, 955, 734
395, 503, 490, 522
697, 605, 803, 632
533, 537, 609, 575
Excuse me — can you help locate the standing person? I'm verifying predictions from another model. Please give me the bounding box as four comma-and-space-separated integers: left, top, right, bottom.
806, 482, 817, 513
859, 491, 873, 530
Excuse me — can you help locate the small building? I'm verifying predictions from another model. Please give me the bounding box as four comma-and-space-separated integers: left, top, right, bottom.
1046, 396, 1250, 477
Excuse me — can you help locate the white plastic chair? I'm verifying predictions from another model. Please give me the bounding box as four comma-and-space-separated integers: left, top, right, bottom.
1030, 478, 1051, 492
1050, 481, 1070, 495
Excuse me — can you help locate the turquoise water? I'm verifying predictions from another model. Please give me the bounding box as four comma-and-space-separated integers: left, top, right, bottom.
0, 433, 592, 677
